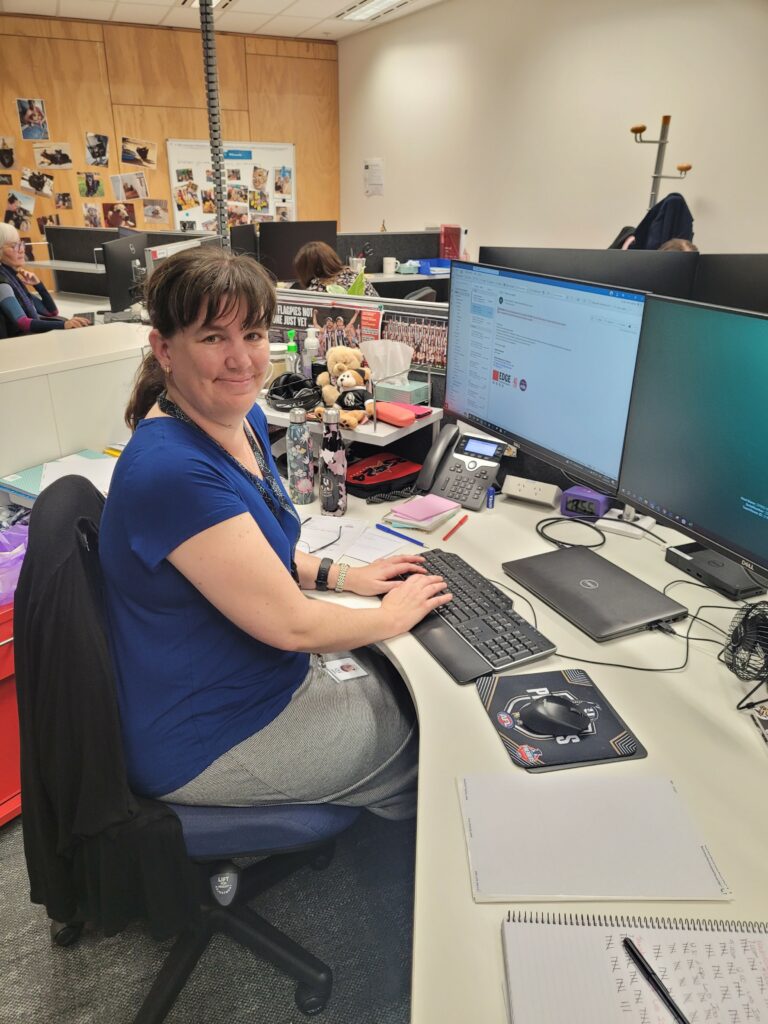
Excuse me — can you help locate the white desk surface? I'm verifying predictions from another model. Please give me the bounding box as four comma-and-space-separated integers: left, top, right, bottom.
0, 321, 149, 384
258, 398, 442, 446
366, 272, 450, 284
309, 494, 768, 1023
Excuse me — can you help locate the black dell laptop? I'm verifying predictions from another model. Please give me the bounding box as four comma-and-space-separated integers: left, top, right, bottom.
502, 546, 687, 642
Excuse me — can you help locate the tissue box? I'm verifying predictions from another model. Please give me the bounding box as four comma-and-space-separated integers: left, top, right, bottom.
373, 380, 430, 404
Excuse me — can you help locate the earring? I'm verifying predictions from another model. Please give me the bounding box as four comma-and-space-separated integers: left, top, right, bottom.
163, 364, 171, 376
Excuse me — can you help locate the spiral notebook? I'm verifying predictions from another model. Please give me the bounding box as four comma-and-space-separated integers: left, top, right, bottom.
502, 911, 768, 1024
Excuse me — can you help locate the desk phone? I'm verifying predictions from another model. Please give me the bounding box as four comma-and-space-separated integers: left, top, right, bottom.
416, 424, 506, 510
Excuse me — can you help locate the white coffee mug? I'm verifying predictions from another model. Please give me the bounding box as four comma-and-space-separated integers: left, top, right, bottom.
349, 257, 366, 274
382, 257, 400, 275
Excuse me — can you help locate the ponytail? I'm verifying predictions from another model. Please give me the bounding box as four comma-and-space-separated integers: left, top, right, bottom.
125, 351, 165, 432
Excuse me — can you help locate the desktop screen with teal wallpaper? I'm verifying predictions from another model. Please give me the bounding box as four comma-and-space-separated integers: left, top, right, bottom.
619, 297, 768, 571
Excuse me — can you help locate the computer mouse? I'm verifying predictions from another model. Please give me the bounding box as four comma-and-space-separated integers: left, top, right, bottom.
517, 695, 591, 737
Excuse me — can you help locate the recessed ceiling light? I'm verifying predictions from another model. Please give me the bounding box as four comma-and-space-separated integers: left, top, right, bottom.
340, 0, 409, 21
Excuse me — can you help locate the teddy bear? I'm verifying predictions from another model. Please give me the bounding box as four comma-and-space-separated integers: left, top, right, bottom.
309, 345, 375, 429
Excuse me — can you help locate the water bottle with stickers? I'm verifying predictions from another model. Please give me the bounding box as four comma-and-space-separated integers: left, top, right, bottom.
286, 408, 314, 505
319, 408, 347, 516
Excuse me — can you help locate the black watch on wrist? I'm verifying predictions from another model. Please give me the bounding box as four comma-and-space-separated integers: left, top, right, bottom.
315, 557, 333, 592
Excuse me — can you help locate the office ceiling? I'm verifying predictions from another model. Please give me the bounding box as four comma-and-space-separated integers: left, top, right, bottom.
0, 0, 444, 40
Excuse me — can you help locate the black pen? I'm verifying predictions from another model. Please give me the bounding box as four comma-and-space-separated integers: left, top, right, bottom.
623, 937, 691, 1024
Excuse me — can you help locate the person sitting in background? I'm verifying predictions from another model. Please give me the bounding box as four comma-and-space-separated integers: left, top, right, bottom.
100, 246, 450, 816
293, 241, 380, 297
658, 238, 699, 252
0, 223, 90, 335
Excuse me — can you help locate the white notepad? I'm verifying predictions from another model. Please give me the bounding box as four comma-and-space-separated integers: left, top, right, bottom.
458, 774, 730, 902
501, 912, 768, 1024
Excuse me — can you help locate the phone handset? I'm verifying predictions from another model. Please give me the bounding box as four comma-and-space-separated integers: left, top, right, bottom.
415, 423, 460, 492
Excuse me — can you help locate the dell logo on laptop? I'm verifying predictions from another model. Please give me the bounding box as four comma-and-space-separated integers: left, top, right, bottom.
579, 578, 599, 590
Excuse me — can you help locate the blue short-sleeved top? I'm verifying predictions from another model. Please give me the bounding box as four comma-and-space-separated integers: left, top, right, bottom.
99, 404, 309, 797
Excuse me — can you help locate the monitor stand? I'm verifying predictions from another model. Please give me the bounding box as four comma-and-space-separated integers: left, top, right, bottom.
597, 503, 658, 541
665, 542, 767, 601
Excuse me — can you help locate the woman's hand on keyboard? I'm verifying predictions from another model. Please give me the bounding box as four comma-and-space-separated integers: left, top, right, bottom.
346, 553, 427, 597
380, 572, 452, 636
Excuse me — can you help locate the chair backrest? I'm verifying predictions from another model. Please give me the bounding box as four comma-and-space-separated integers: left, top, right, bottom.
14, 475, 194, 937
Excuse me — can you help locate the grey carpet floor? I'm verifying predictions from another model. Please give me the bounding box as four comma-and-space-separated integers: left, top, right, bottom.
0, 812, 414, 1024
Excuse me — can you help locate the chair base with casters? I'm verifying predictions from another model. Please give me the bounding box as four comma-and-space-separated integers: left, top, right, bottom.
58, 801, 361, 1024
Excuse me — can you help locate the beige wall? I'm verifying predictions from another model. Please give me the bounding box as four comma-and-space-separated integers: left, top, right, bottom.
0, 13, 339, 286
338, 0, 768, 253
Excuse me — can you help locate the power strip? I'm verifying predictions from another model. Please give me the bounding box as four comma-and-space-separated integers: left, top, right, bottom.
596, 507, 658, 540
501, 475, 562, 508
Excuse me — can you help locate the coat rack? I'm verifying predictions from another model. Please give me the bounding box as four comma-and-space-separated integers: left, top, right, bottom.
631, 115, 692, 209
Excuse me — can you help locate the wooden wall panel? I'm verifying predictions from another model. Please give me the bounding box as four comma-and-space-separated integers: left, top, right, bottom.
103, 25, 248, 113
247, 54, 339, 221
246, 37, 337, 61
0, 15, 102, 41
0, 34, 118, 287
111, 105, 250, 231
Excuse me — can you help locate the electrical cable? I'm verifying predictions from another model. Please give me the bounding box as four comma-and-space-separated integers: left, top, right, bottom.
535, 515, 606, 549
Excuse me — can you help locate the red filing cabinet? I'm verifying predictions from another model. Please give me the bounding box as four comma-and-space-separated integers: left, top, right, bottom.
0, 599, 21, 825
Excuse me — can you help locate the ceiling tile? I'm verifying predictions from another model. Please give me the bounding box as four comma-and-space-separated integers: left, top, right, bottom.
3, 0, 60, 12
58, 0, 117, 16
282, 0, 346, 17
228, 0, 295, 13
112, 2, 168, 21
215, 10, 273, 31
255, 13, 322, 35
160, 6, 223, 27
299, 17, 363, 37
110, 0, 169, 6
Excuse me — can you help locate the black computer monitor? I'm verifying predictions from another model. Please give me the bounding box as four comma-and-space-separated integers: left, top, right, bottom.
691, 254, 768, 315
618, 296, 768, 583
444, 261, 647, 495
243, 220, 337, 281
102, 232, 148, 312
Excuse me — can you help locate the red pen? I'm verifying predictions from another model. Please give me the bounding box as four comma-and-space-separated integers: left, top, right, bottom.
442, 514, 468, 542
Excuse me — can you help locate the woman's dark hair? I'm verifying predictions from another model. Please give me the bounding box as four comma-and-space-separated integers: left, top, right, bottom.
293, 241, 344, 289
125, 246, 276, 430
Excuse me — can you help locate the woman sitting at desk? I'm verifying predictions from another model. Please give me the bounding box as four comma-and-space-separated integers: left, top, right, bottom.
293, 240, 380, 297
0, 224, 90, 334
100, 247, 450, 817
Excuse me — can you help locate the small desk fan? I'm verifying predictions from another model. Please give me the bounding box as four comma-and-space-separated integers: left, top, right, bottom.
721, 602, 768, 710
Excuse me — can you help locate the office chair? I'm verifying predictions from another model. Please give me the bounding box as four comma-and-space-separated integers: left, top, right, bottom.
405, 286, 437, 302
14, 475, 361, 1023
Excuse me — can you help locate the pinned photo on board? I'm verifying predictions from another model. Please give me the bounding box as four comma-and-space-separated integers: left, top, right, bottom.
226, 201, 249, 227
82, 202, 102, 228
173, 183, 199, 211
120, 171, 149, 200
180, 220, 198, 233
17, 99, 49, 141
249, 189, 269, 212
142, 198, 169, 224
176, 167, 194, 183
227, 168, 241, 182
103, 202, 136, 229
226, 184, 248, 204
252, 166, 269, 189
0, 137, 15, 170
77, 171, 104, 198
202, 217, 218, 233
251, 213, 273, 223
36, 213, 60, 233
0, 174, 12, 186
275, 204, 292, 222
21, 167, 54, 197
85, 132, 109, 166
201, 189, 216, 214
274, 166, 292, 196
33, 143, 73, 168
55, 192, 73, 209
121, 136, 157, 169
5, 190, 35, 230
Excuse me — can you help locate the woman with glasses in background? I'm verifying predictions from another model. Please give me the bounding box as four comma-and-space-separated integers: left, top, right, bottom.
0, 223, 90, 335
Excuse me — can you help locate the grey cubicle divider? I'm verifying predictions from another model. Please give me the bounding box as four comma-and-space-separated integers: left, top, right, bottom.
691, 254, 768, 314
337, 231, 440, 273
45, 226, 118, 296
477, 246, 698, 300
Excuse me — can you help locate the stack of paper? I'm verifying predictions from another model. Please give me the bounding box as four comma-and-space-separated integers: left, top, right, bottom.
383, 495, 460, 532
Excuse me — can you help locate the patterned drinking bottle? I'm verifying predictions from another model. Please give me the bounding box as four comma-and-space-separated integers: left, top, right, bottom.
319, 408, 347, 516
286, 408, 314, 505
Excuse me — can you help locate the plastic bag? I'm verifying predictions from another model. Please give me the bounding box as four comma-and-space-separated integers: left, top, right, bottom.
0, 524, 28, 599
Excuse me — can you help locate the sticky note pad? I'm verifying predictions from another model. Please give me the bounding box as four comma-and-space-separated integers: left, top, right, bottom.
392, 495, 460, 521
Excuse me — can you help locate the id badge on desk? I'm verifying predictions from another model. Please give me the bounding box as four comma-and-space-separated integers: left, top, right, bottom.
324, 657, 369, 682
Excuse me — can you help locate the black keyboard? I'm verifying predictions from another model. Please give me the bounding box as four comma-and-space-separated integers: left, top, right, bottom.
410, 549, 556, 684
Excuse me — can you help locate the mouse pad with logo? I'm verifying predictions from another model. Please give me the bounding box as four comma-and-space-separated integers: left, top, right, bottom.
475, 668, 646, 773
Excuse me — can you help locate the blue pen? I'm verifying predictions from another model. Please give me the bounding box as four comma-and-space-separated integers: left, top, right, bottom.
376, 523, 425, 547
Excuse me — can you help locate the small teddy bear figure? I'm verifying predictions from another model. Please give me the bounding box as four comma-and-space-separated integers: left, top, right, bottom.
315, 345, 372, 407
